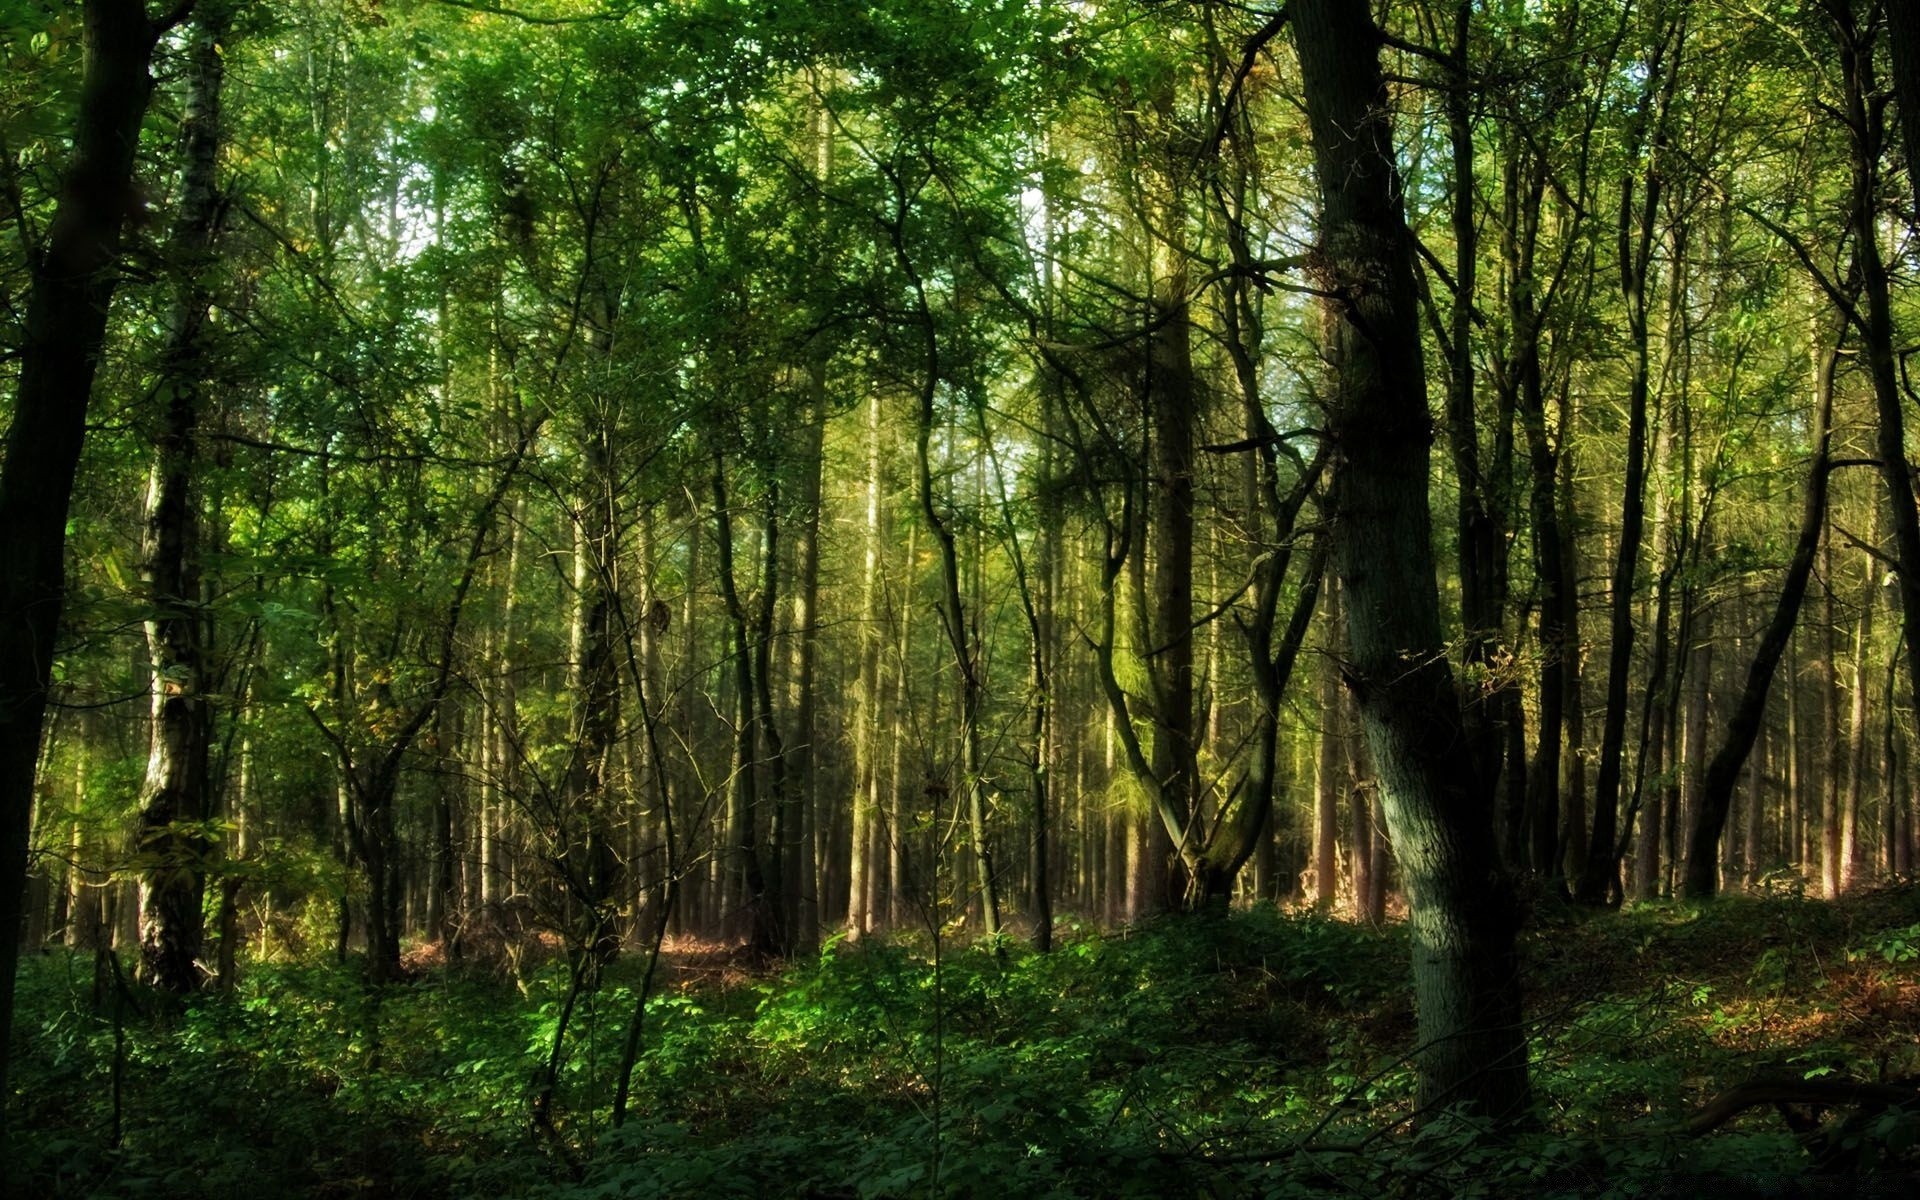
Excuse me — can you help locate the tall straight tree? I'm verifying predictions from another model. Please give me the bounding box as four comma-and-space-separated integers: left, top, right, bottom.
136, 0, 234, 995
1580, 2, 1687, 905
1828, 0, 1920, 761
0, 0, 185, 1132
1289, 0, 1529, 1119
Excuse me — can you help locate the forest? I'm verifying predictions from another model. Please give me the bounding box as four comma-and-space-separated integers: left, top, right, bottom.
6, 0, 1920, 1195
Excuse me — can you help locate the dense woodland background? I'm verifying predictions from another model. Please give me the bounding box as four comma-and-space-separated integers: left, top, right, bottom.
7, 0, 1920, 1194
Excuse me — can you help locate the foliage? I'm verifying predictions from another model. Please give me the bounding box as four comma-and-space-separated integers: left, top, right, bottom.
13, 893, 1920, 1197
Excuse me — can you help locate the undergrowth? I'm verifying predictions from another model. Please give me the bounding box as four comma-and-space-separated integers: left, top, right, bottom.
9, 887, 1920, 1198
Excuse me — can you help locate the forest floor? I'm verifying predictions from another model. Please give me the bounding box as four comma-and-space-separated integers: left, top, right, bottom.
9, 885, 1920, 1198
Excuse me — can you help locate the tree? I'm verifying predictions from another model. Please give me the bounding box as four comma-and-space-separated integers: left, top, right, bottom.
135, 0, 234, 995
1578, 1, 1689, 906
1290, 0, 1530, 1118
1683, 326, 1837, 898
0, 0, 186, 1133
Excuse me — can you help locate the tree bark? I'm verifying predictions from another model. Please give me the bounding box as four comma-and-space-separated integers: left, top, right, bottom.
0, 0, 170, 1128
1821, 534, 1843, 898
1441, 0, 1518, 847
136, 1, 232, 994
1291, 0, 1530, 1120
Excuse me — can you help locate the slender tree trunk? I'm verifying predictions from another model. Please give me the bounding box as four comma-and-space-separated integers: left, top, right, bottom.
1032, 383, 1062, 947
1583, 27, 1680, 903
712, 461, 775, 952
1787, 633, 1805, 874
1887, 0, 1920, 249
1442, 0, 1512, 825
1494, 117, 1586, 889
906, 297, 1000, 941
785, 386, 825, 954
1559, 422, 1590, 882
848, 394, 884, 941
1683, 338, 1836, 898
1882, 606, 1903, 879
751, 486, 791, 949
886, 523, 915, 928
1747, 691, 1774, 882
1315, 580, 1343, 907
1821, 534, 1844, 899
426, 699, 456, 946
487, 497, 525, 910
1842, 512, 1878, 891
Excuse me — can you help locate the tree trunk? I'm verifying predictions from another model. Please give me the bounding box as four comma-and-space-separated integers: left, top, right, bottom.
136, 3, 232, 994
1887, 0, 1920, 242
1442, 0, 1513, 824
1582, 12, 1684, 904
1682, 338, 1836, 898
1842, 513, 1877, 891
848, 393, 884, 941
1832, 2, 1920, 800
750, 485, 792, 949
1821, 534, 1843, 899
1291, 0, 1530, 1120
908, 310, 1000, 943
785, 385, 825, 955
426, 698, 457, 946
1315, 580, 1343, 907
0, 0, 167, 1122
712, 461, 775, 953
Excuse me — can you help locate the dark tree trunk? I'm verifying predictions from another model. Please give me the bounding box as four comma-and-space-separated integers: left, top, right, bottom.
569, 462, 623, 960
0, 0, 168, 1129
1836, 3, 1920, 799
1202, 128, 1329, 903
751, 485, 792, 947
137, 1, 232, 995
1147, 279, 1199, 895
1582, 12, 1684, 904
712, 461, 777, 953
1441, 0, 1517, 838
1683, 341, 1836, 898
426, 706, 456, 947
1291, 0, 1530, 1120
1888, 0, 1920, 232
